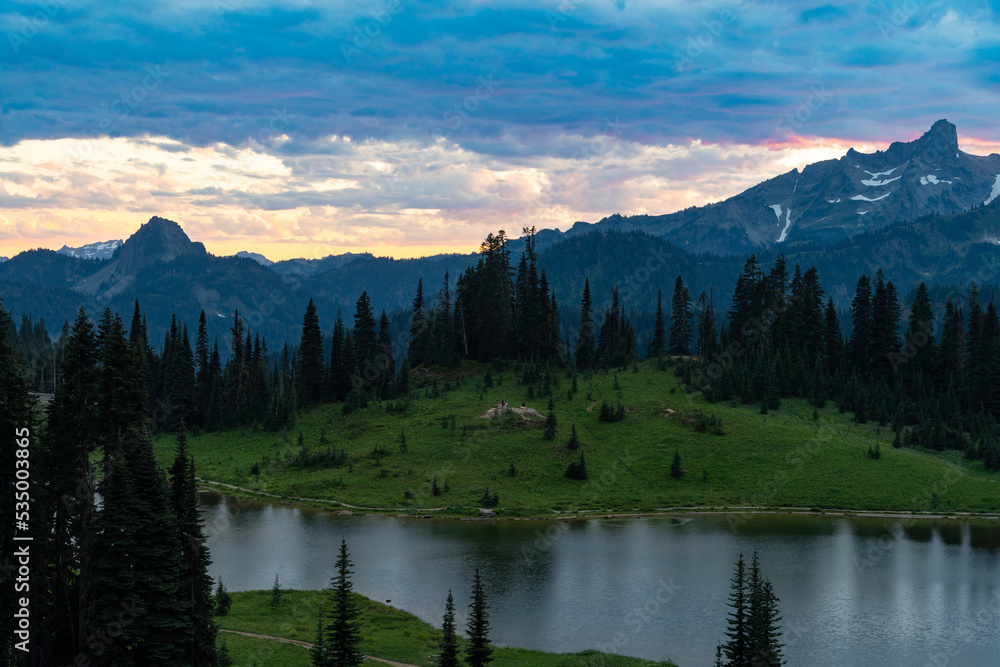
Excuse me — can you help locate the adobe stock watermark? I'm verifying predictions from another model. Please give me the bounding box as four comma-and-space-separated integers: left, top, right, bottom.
71, 65, 170, 161
672, 0, 760, 72
546, 0, 585, 30
673, 9, 736, 72
515, 116, 626, 228
339, 0, 405, 64
879, 0, 946, 40
591, 577, 682, 660
441, 75, 500, 130
7, 0, 69, 54
242, 107, 295, 152
775, 85, 832, 137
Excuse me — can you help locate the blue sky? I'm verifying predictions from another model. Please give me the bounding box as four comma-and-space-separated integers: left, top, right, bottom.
2, 0, 999, 259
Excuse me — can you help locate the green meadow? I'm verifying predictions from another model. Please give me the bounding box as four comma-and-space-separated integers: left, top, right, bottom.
216, 589, 677, 667
154, 361, 1000, 516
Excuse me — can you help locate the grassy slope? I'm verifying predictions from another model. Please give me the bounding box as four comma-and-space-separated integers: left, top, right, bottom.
155, 361, 1000, 515
218, 589, 676, 667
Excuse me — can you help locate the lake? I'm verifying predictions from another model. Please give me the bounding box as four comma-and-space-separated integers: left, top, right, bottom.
200, 491, 1000, 666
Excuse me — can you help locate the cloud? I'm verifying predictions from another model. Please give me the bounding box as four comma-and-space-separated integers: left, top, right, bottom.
2, 0, 999, 257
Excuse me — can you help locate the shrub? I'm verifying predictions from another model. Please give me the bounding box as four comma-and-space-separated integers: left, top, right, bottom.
564, 452, 587, 480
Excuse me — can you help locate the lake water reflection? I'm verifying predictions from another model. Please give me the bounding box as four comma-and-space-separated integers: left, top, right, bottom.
200, 492, 1000, 666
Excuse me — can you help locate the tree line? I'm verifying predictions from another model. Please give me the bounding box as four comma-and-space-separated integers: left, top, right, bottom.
667, 255, 1000, 470
1, 301, 217, 665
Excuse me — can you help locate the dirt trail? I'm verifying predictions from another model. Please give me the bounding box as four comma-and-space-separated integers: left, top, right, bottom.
219, 629, 421, 666
196, 477, 446, 512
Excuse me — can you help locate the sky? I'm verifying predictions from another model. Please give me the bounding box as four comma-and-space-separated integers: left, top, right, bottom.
2, 0, 1000, 261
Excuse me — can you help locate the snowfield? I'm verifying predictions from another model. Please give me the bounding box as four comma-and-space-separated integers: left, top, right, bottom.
986, 175, 1000, 206
851, 192, 891, 202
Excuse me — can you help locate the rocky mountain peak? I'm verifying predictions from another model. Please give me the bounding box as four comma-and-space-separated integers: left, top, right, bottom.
114, 216, 206, 276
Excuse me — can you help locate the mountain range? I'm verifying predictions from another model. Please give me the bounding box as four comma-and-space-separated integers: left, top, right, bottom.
3, 119, 1000, 351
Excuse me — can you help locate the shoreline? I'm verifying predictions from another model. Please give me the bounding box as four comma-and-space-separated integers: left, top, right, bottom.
197, 478, 1000, 523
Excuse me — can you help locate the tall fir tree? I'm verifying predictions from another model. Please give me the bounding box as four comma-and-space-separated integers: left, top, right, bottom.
0, 303, 37, 664
169, 424, 218, 666
298, 298, 326, 405
377, 310, 396, 398
409, 279, 429, 365
194, 310, 212, 426
466, 568, 494, 667
668, 276, 693, 356
311, 606, 329, 666
126, 428, 190, 664
648, 289, 666, 359
437, 591, 461, 667
325, 540, 363, 666
847, 274, 874, 379
353, 291, 378, 369
36, 307, 98, 660
722, 553, 749, 667
576, 278, 596, 370
823, 298, 844, 377
904, 282, 937, 390
329, 311, 350, 402
696, 289, 717, 358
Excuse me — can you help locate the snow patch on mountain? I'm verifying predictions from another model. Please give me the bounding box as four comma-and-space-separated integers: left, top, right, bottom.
777, 209, 793, 243
769, 204, 782, 220
858, 210, 870, 215
862, 175, 901, 186
920, 175, 952, 185
851, 192, 891, 203
827, 198, 842, 203
986, 175, 1000, 206
864, 166, 899, 178
57, 240, 123, 260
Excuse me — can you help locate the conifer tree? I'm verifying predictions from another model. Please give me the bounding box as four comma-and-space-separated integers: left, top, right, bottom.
311, 606, 329, 666
905, 282, 937, 388
377, 310, 396, 397
353, 290, 378, 368
0, 304, 37, 664
409, 279, 429, 365
937, 298, 965, 390
648, 289, 666, 359
696, 289, 717, 358
325, 540, 363, 666
722, 553, 749, 666
195, 309, 211, 424
847, 274, 874, 379
544, 395, 557, 441
437, 591, 461, 667
823, 298, 844, 376
271, 573, 283, 607
670, 450, 683, 479
214, 577, 232, 617
127, 428, 189, 664
466, 568, 494, 667
169, 424, 218, 665
746, 553, 784, 666
298, 298, 326, 405
668, 276, 693, 356
36, 307, 97, 660
576, 278, 596, 370
871, 270, 902, 379
329, 311, 350, 402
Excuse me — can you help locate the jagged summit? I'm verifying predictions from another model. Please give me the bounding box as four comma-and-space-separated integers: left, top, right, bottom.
579, 119, 1000, 254
114, 216, 206, 276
